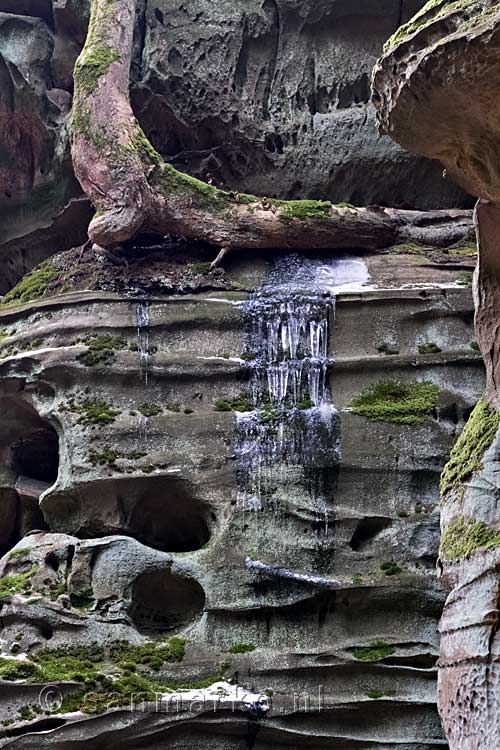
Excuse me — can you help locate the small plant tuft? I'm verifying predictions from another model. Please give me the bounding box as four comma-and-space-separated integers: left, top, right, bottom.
380, 561, 401, 576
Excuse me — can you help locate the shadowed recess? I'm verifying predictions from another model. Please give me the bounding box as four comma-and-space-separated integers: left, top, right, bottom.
0, 396, 56, 554
128, 568, 206, 633
41, 475, 211, 553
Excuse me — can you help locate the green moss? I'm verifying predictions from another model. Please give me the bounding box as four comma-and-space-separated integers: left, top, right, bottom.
77, 335, 127, 367
0, 658, 39, 681
440, 398, 500, 497
74, 44, 121, 95
367, 690, 386, 699
213, 393, 253, 412
470, 341, 480, 351
76, 399, 121, 426
279, 200, 332, 222
138, 403, 163, 417
183, 407, 194, 414
2, 261, 57, 307
335, 202, 356, 209
154, 163, 231, 213
380, 561, 402, 576
18, 706, 35, 721
383, 0, 467, 52
349, 380, 439, 425
0, 566, 38, 600
440, 516, 500, 561
352, 574, 363, 585
352, 642, 395, 662
227, 643, 256, 654
418, 342, 442, 354
89, 447, 120, 466
377, 343, 400, 355
240, 351, 257, 361
8, 548, 30, 559
49, 580, 67, 601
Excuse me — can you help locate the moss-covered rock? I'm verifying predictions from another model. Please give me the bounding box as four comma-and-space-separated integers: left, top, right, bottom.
1, 261, 57, 307
349, 380, 439, 425
440, 397, 500, 497
440, 516, 500, 561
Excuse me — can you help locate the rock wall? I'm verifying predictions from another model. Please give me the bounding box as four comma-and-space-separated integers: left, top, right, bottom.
0, 0, 473, 295
371, 3, 500, 747
0, 245, 483, 747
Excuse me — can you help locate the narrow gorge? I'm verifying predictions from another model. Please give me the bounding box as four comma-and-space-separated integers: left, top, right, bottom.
0, 0, 495, 748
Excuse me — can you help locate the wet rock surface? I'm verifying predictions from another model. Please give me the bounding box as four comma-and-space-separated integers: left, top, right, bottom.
0, 249, 483, 747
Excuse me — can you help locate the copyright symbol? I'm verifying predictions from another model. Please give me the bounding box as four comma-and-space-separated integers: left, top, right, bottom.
39, 686, 63, 713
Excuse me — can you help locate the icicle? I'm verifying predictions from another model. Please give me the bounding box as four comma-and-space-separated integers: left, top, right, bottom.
136, 301, 150, 385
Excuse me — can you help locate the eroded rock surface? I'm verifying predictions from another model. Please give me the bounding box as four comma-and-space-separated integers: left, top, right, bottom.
0, 0, 474, 294
0, 247, 483, 747
372, 2, 500, 747
133, 0, 469, 209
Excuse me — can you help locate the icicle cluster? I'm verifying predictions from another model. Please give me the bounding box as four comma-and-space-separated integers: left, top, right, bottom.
234, 255, 341, 540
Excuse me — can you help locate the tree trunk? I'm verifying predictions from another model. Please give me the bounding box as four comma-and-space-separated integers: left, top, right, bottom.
71, 0, 473, 257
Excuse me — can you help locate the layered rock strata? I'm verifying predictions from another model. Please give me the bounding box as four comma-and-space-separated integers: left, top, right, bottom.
0, 247, 483, 748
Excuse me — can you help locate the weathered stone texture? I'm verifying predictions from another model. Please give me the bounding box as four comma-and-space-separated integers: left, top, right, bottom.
0, 249, 483, 747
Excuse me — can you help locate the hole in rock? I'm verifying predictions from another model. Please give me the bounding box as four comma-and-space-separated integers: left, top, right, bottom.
0, 398, 56, 554
38, 622, 54, 640
128, 569, 205, 633
0, 398, 59, 486
43, 476, 211, 553
349, 517, 392, 551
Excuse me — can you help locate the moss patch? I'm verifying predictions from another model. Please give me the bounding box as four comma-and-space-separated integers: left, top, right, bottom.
227, 643, 256, 654
73, 399, 121, 426
383, 0, 464, 52
77, 335, 127, 367
378, 343, 400, 355
18, 637, 228, 715
418, 342, 442, 354
138, 403, 163, 417
1, 261, 57, 308
74, 44, 121, 95
352, 642, 395, 662
0, 659, 39, 681
279, 200, 332, 222
213, 393, 253, 412
0, 566, 38, 600
440, 398, 500, 497
440, 516, 500, 561
350, 380, 439, 425
381, 561, 402, 576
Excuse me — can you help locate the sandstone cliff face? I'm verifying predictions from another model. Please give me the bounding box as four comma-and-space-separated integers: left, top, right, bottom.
0, 244, 483, 747
372, 3, 500, 747
0, 0, 473, 295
